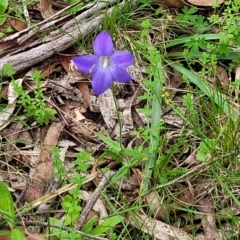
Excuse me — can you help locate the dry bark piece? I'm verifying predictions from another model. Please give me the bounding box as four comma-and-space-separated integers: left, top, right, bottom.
0, 0, 124, 75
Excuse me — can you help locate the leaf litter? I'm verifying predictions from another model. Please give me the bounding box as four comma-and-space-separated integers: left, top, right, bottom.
0, 0, 240, 239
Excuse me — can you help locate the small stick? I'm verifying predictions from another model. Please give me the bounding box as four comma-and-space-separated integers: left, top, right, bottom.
77, 170, 115, 229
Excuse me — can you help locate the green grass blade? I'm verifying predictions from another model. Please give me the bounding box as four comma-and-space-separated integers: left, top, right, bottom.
167, 51, 240, 60
0, 181, 15, 228
165, 34, 223, 48
170, 61, 239, 120
142, 55, 163, 192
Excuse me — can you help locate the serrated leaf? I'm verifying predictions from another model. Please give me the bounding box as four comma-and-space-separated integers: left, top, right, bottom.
0, 181, 15, 228
90, 216, 123, 235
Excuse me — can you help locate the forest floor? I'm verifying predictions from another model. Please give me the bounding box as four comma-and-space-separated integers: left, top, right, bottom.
1, 0, 240, 239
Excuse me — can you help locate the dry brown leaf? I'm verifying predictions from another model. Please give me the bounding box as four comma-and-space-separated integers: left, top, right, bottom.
155, 0, 224, 8
176, 183, 195, 206
58, 50, 75, 73
167, 68, 183, 95
216, 65, 229, 90
126, 211, 194, 240
79, 190, 108, 224
163, 106, 186, 127
17, 186, 43, 203
187, 0, 224, 6
77, 82, 92, 110
114, 175, 140, 191
98, 89, 116, 129
24, 122, 63, 202
70, 119, 99, 142
8, 18, 27, 31
0, 79, 23, 131
25, 231, 45, 240
40, 0, 55, 19
131, 106, 145, 128
235, 66, 240, 80
40, 60, 62, 77
145, 190, 169, 221
195, 198, 220, 240
2, 122, 24, 162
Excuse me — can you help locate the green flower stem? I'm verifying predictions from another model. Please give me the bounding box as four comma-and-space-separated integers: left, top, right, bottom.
142, 52, 163, 192
111, 85, 123, 148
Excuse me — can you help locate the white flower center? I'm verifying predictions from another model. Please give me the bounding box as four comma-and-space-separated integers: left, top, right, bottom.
100, 56, 112, 69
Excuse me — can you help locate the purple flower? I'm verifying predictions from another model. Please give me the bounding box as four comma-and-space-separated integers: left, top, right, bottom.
72, 31, 134, 95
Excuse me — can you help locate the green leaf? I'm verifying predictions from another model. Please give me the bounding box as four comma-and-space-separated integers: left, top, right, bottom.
81, 216, 98, 233
0, 181, 15, 228
183, 6, 198, 15
170, 62, 239, 121
166, 34, 223, 48
0, 16, 7, 26
90, 216, 123, 235
94, 132, 121, 152
10, 229, 25, 240
49, 217, 70, 239
103, 150, 123, 162
196, 139, 215, 161
0, 0, 8, 14
0, 230, 11, 236
111, 165, 130, 183
167, 51, 240, 60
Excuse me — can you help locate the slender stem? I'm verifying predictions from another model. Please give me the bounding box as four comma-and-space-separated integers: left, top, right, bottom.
111, 84, 123, 148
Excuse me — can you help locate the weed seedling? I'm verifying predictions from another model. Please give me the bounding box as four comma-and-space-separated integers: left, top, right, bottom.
3, 63, 57, 125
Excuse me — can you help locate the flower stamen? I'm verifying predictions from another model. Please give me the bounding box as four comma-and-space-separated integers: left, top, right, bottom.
100, 56, 112, 69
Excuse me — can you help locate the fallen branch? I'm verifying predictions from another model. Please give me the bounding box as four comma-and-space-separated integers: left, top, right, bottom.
0, 0, 129, 75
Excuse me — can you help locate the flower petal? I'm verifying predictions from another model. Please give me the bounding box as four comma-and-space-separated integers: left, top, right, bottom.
72, 55, 97, 74
92, 69, 113, 95
111, 51, 134, 68
93, 31, 114, 56
110, 67, 132, 83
